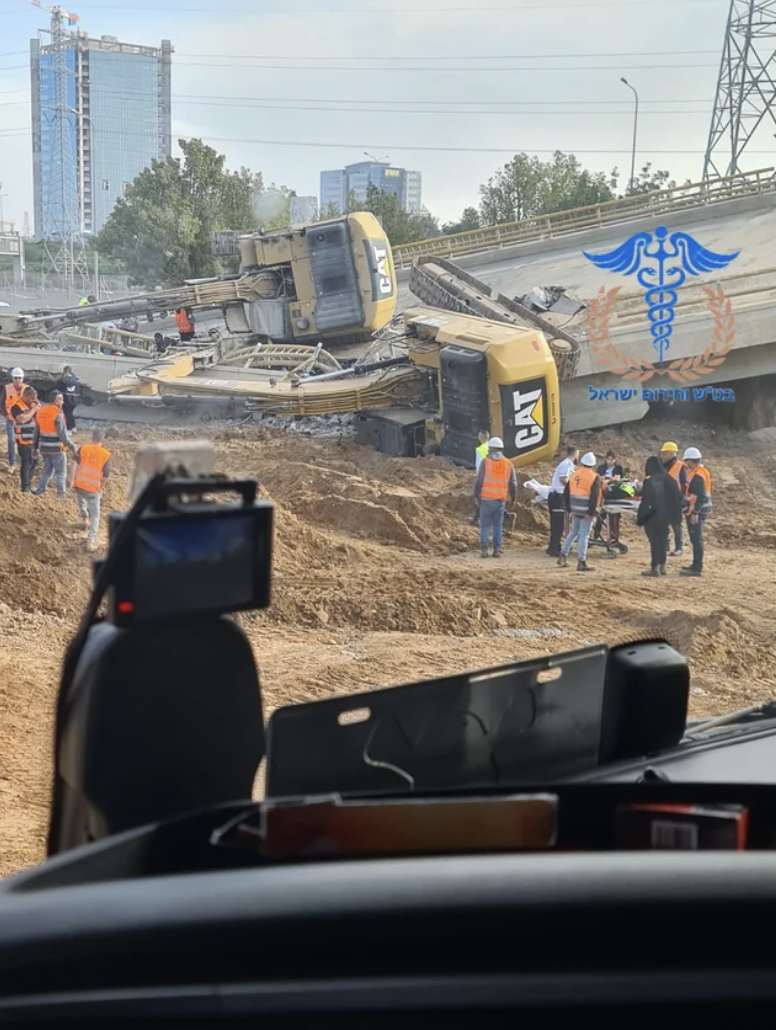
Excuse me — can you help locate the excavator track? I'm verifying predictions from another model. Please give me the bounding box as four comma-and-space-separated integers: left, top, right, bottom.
409, 256, 581, 381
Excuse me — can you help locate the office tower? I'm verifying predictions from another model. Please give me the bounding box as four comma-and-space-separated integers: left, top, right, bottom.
320, 161, 422, 214
31, 32, 173, 243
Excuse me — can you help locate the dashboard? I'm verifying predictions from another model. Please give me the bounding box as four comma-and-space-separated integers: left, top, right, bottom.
2, 852, 776, 1022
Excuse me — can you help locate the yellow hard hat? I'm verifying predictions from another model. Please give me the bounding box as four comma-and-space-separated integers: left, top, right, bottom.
660, 441, 679, 453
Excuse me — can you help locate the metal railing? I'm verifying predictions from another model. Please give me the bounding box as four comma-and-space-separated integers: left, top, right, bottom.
392, 167, 776, 266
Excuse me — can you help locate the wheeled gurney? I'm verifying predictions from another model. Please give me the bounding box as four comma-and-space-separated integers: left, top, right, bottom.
525, 478, 642, 559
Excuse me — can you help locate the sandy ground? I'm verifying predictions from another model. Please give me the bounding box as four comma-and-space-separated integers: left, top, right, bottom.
1, 417, 775, 878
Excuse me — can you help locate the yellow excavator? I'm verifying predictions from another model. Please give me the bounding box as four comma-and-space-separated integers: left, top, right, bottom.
3, 210, 562, 466
109, 306, 560, 465
3, 211, 397, 349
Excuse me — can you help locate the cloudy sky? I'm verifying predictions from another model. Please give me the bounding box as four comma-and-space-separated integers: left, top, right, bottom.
0, 0, 768, 230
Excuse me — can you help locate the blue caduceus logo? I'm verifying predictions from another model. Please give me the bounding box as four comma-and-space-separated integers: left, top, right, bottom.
582, 226, 740, 364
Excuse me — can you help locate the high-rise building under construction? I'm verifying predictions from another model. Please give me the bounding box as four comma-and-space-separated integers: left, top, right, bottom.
30, 33, 173, 240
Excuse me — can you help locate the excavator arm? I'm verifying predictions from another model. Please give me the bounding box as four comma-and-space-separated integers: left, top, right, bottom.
11, 275, 273, 337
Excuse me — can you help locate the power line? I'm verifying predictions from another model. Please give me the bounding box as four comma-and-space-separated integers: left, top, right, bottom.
0, 47, 725, 64
0, 128, 748, 155
0, 85, 716, 104
0, 0, 734, 8
175, 49, 720, 59
0, 99, 717, 114
172, 59, 721, 71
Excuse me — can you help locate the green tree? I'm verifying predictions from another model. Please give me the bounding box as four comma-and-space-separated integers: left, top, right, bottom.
442, 206, 481, 235
316, 187, 440, 243
349, 184, 440, 246
96, 139, 277, 289
622, 162, 687, 197
479, 151, 617, 225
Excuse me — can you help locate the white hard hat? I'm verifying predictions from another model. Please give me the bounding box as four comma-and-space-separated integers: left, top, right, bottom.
11, 368, 24, 378
488, 436, 504, 449
683, 447, 702, 461
580, 451, 597, 467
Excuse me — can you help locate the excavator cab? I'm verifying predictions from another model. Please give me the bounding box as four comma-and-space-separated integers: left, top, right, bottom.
401, 307, 561, 466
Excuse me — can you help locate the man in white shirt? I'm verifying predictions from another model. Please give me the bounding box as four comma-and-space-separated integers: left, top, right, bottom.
547, 445, 579, 556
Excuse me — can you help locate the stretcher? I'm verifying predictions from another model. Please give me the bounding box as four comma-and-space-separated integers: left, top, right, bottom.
524, 478, 642, 559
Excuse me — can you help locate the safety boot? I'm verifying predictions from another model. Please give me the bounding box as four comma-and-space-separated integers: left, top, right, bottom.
576, 560, 594, 572
557, 554, 568, 568
641, 568, 660, 578
658, 565, 667, 576
481, 547, 489, 559
670, 548, 683, 558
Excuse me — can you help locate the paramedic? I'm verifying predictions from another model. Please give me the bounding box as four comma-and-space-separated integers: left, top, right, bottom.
680, 446, 712, 578
546, 445, 578, 558
636, 455, 683, 578
474, 436, 517, 559
558, 451, 602, 573
660, 441, 688, 557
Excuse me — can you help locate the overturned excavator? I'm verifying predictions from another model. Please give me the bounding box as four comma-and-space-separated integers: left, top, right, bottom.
0, 214, 586, 466
2, 211, 397, 351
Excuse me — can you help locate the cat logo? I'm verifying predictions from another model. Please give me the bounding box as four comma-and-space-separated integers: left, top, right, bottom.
366, 240, 395, 300
511, 381, 548, 452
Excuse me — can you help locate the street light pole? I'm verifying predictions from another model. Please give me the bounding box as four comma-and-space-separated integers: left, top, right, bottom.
620, 77, 639, 194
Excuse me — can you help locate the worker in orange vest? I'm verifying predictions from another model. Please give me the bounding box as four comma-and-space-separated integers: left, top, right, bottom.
8, 386, 40, 493
679, 446, 712, 578
557, 451, 603, 573
73, 427, 112, 553
3, 367, 27, 475
659, 441, 688, 557
31, 390, 77, 499
473, 436, 517, 558
174, 306, 195, 342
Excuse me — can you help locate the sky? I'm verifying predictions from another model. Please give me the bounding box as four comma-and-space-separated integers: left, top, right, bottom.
0, 0, 767, 231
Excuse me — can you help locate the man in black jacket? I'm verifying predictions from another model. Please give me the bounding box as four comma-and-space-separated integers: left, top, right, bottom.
54, 366, 81, 431
597, 450, 625, 481
593, 450, 625, 541
636, 455, 683, 577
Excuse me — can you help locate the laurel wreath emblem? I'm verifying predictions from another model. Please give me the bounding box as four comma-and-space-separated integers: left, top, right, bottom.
585, 284, 736, 383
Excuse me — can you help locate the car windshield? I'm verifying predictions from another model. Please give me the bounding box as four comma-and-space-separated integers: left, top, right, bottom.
1, 0, 775, 880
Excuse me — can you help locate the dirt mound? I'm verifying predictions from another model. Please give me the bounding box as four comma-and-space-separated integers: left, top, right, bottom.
259, 460, 473, 554
0, 478, 95, 618
2, 419, 776, 882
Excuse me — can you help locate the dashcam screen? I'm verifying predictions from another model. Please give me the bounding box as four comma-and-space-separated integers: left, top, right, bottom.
134, 512, 257, 619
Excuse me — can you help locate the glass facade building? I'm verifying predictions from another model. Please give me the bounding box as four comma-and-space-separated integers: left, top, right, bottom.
31, 34, 173, 240
320, 162, 422, 215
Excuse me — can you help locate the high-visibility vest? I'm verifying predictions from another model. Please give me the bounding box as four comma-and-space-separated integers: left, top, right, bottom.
666, 458, 686, 487
78, 297, 90, 306
74, 444, 111, 494
480, 456, 512, 501
36, 404, 65, 454
12, 399, 38, 447
685, 465, 712, 514
175, 309, 194, 334
476, 442, 488, 461
3, 381, 25, 418
568, 466, 601, 516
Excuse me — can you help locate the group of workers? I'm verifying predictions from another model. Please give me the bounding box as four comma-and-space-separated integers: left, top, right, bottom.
473, 430, 712, 577
545, 440, 711, 576
3, 368, 112, 553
